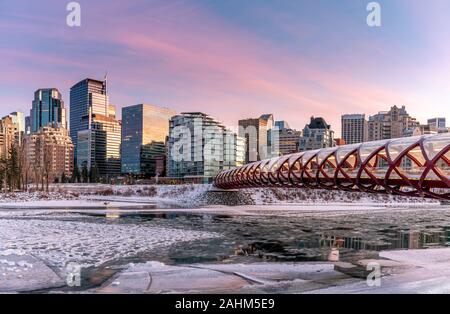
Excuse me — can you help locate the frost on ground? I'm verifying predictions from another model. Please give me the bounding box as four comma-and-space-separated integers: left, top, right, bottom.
0, 219, 220, 268
76, 184, 439, 206
0, 191, 78, 203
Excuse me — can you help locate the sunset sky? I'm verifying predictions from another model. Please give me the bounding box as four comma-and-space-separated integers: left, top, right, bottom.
1, 0, 450, 134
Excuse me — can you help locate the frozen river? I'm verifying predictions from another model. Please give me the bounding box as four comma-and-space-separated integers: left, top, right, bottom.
1, 203, 450, 293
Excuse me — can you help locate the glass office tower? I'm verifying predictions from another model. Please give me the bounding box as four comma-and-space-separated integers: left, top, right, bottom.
77, 113, 122, 177
167, 112, 245, 181
70, 77, 122, 178
31, 88, 67, 133
70, 78, 108, 157
121, 104, 176, 177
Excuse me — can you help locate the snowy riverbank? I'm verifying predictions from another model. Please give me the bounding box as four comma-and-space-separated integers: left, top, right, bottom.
0, 183, 439, 209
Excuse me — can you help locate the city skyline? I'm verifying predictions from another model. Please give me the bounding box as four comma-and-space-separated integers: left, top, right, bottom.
1, 1, 450, 134
0, 73, 443, 134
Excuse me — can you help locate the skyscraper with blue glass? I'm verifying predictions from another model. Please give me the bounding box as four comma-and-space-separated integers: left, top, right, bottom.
69, 78, 109, 157
30, 88, 67, 133
70, 77, 122, 177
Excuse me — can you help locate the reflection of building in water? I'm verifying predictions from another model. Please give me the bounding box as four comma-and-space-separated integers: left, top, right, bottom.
320, 235, 369, 251
394, 231, 420, 249
319, 229, 450, 253
328, 248, 340, 262
394, 230, 450, 249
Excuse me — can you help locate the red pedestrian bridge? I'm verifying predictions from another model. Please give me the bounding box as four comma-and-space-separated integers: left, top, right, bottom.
214, 134, 450, 200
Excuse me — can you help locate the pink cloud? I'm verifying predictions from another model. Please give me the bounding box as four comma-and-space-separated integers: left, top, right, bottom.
1, 0, 444, 135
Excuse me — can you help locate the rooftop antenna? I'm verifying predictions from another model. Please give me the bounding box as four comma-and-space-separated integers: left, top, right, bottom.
104, 71, 108, 116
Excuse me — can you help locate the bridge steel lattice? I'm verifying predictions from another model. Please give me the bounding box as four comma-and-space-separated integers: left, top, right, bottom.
214, 134, 450, 200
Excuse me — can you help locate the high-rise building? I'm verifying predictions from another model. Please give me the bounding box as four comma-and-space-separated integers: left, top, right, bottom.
31, 88, 67, 133
70, 77, 122, 177
25, 116, 31, 135
276, 126, 302, 156
238, 114, 275, 162
167, 112, 245, 181
2, 112, 25, 142
275, 120, 291, 130
24, 127, 74, 181
368, 106, 420, 141
427, 118, 447, 133
234, 135, 246, 168
299, 117, 336, 151
70, 78, 109, 156
108, 105, 117, 119
121, 104, 176, 177
0, 116, 19, 160
403, 124, 436, 137
77, 113, 122, 177
341, 114, 368, 144
223, 130, 246, 169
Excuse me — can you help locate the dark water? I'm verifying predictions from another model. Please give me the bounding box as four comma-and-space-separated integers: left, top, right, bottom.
74, 207, 450, 266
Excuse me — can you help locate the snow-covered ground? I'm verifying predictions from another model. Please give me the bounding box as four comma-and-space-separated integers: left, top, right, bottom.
0, 199, 156, 209
0, 183, 439, 209
0, 191, 78, 204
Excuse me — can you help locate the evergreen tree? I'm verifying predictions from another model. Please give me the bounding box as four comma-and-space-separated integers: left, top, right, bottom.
61, 172, 67, 184
90, 164, 100, 183
0, 158, 5, 192
6, 145, 20, 191
81, 164, 89, 183
72, 162, 79, 183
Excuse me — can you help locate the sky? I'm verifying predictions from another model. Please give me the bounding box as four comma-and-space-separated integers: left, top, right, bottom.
1, 0, 450, 135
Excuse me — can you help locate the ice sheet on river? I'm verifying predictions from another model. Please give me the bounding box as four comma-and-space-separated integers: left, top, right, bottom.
98, 262, 356, 294
0, 252, 65, 292
98, 248, 450, 294
309, 248, 450, 294
0, 219, 219, 268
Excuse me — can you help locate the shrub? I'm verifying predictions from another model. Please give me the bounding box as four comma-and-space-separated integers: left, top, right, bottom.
98, 188, 114, 196
141, 186, 157, 197
121, 189, 134, 197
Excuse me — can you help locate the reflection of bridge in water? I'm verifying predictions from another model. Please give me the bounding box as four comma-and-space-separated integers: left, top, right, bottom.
214, 134, 450, 200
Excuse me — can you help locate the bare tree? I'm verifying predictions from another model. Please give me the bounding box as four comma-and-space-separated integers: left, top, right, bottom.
16, 143, 27, 191
33, 164, 41, 191
42, 143, 54, 193
24, 161, 32, 192
0, 158, 6, 192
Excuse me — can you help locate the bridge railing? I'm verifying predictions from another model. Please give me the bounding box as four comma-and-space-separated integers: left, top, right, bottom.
214, 133, 450, 200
